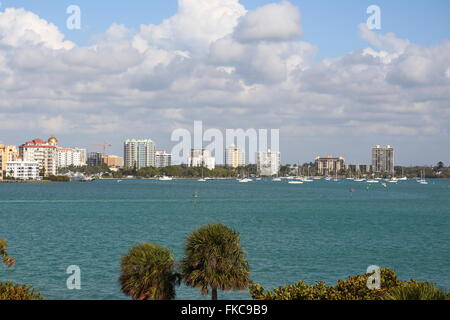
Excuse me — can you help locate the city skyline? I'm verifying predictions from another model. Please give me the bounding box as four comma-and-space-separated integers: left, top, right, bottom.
0, 134, 446, 168
0, 1, 449, 166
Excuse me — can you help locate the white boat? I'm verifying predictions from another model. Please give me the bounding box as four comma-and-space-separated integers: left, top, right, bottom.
238, 178, 253, 183
272, 178, 282, 182
159, 176, 173, 181
198, 179, 207, 182
366, 179, 379, 183
398, 177, 408, 181
354, 178, 366, 182
303, 177, 314, 182
288, 180, 304, 184
418, 170, 428, 185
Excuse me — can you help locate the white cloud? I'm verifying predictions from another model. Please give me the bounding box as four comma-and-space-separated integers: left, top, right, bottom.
0, 8, 74, 50
135, 0, 246, 54
0, 3, 449, 164
234, 1, 302, 42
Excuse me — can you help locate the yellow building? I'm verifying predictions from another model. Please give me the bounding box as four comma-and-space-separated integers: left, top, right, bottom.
0, 144, 19, 179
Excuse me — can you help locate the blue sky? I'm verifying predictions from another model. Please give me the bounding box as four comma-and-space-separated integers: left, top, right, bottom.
2, 0, 449, 60
0, 1, 449, 165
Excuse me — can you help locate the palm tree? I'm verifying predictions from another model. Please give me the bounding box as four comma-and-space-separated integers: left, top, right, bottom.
0, 239, 16, 268
180, 223, 250, 300
384, 282, 448, 300
119, 243, 180, 300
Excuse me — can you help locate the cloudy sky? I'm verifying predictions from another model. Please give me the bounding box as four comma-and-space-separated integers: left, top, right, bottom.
0, 0, 449, 165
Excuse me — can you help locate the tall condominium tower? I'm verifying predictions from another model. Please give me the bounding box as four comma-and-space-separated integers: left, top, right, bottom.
19, 137, 58, 176
225, 144, 245, 168
372, 145, 394, 175
124, 139, 156, 169
256, 150, 281, 176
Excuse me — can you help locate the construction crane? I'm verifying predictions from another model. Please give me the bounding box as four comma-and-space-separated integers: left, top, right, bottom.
89, 143, 112, 155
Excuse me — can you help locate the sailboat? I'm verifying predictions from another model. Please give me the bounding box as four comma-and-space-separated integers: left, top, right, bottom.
418, 170, 428, 185
289, 163, 304, 184
302, 166, 313, 182
398, 168, 408, 181
198, 167, 206, 182
333, 167, 339, 182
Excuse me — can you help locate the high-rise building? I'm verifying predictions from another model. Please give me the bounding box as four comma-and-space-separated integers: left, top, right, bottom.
124, 139, 156, 169
19, 137, 58, 176
225, 145, 245, 168
188, 149, 215, 170
256, 150, 280, 176
87, 152, 104, 167
155, 150, 172, 168
57, 148, 87, 168
372, 145, 394, 175
0, 144, 19, 179
315, 155, 345, 175
102, 155, 124, 168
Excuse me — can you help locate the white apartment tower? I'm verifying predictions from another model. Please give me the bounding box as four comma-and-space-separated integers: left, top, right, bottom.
188, 149, 215, 170
155, 150, 172, 168
256, 150, 281, 176
124, 139, 156, 169
57, 148, 87, 168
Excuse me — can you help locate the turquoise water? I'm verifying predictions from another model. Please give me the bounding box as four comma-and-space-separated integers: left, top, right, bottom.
0, 179, 449, 300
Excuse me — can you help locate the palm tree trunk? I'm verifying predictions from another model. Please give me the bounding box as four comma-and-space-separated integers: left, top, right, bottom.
212, 288, 218, 300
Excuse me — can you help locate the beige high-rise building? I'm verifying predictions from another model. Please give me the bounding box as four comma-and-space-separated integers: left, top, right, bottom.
225, 145, 245, 168
315, 155, 345, 175
19, 137, 58, 176
0, 144, 19, 179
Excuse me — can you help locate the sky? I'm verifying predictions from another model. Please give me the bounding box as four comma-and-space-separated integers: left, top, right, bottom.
0, 0, 449, 165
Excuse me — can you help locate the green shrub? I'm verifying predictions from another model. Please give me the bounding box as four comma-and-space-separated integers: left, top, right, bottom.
249, 268, 431, 300
0, 281, 43, 300
384, 282, 448, 300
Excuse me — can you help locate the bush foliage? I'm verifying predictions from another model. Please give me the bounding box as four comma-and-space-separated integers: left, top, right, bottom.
0, 281, 43, 300
249, 268, 448, 300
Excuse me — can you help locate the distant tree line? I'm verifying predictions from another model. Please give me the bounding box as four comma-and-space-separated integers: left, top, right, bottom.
57, 162, 450, 179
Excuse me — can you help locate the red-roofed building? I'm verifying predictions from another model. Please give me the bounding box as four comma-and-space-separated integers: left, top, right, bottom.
19, 137, 58, 176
